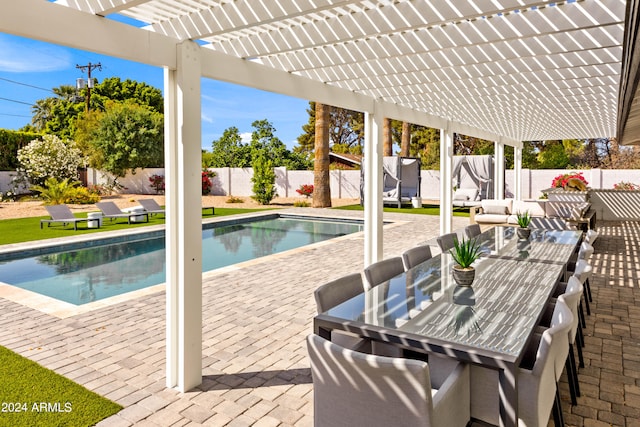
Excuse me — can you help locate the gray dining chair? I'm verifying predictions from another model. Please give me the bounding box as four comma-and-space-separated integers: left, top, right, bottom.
464, 224, 482, 239
436, 232, 458, 253
314, 273, 371, 352
402, 245, 433, 270
470, 303, 572, 426
363, 257, 404, 291
307, 334, 471, 427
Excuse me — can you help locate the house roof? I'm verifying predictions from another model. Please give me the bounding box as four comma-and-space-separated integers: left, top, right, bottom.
8, 0, 625, 143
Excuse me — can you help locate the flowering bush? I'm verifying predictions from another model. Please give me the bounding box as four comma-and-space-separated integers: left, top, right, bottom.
550, 172, 588, 191
296, 184, 314, 198
202, 170, 216, 195
16, 134, 84, 187
613, 181, 639, 190
0, 191, 15, 202
149, 174, 165, 194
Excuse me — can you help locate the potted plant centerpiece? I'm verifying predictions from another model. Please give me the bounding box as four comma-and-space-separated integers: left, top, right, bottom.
449, 237, 481, 287
516, 210, 532, 240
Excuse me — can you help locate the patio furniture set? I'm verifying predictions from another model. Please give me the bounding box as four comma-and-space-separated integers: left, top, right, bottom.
311, 224, 598, 427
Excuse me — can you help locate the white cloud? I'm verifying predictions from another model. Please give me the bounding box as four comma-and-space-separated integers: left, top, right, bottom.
0, 35, 72, 72
201, 112, 214, 123
240, 132, 252, 143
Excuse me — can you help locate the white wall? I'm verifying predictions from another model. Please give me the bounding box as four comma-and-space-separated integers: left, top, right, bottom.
4, 168, 640, 203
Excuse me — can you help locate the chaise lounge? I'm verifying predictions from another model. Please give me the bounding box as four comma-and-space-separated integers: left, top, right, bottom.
96, 201, 149, 224
40, 204, 93, 231
137, 199, 165, 218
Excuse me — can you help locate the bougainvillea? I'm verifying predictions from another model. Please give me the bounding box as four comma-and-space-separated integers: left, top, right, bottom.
149, 174, 165, 194
550, 172, 588, 191
202, 170, 216, 195
613, 181, 639, 190
296, 184, 314, 198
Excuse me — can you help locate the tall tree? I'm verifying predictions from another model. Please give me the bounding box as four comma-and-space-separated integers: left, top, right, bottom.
295, 101, 364, 155
209, 126, 251, 167
313, 103, 331, 207
79, 100, 163, 182
383, 118, 393, 156
400, 121, 411, 156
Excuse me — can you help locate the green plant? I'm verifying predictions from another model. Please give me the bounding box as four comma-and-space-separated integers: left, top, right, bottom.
251, 149, 277, 205
449, 237, 481, 269
293, 200, 310, 207
66, 186, 101, 204
31, 177, 80, 205
613, 181, 639, 190
516, 210, 531, 228
16, 134, 85, 187
225, 195, 244, 203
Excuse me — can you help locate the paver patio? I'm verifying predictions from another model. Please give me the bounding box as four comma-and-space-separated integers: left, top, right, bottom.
0, 209, 637, 426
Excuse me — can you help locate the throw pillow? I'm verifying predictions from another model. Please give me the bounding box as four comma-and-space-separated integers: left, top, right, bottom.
453, 193, 469, 201
483, 205, 508, 215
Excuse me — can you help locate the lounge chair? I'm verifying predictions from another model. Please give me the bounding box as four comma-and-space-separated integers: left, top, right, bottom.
96, 201, 149, 224
137, 199, 165, 217
40, 204, 92, 231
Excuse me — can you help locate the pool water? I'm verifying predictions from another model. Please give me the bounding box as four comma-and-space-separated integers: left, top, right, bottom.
0, 216, 362, 305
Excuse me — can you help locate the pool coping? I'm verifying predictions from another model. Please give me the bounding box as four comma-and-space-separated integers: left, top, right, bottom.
0, 209, 407, 318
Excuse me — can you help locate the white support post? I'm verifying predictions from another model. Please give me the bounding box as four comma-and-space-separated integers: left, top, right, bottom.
513, 145, 522, 200
164, 41, 203, 392
494, 141, 505, 200
439, 126, 453, 235
363, 107, 384, 267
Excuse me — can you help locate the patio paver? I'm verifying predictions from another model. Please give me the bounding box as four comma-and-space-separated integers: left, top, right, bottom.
0, 209, 638, 426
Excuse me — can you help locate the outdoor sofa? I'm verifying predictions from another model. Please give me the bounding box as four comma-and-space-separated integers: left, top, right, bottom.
471, 198, 594, 229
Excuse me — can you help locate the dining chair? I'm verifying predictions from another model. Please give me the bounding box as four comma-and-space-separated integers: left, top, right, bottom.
314, 273, 371, 352
470, 304, 573, 427
402, 245, 433, 270
573, 259, 593, 315
436, 232, 458, 253
363, 257, 404, 291
464, 224, 482, 239
557, 276, 585, 405
307, 334, 471, 427
585, 229, 598, 245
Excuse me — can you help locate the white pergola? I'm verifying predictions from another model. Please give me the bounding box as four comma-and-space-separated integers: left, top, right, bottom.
1, 0, 626, 394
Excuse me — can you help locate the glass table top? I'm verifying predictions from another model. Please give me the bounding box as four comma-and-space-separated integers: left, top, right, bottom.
324, 228, 582, 357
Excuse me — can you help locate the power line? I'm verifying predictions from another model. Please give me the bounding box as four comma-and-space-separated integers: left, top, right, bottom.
0, 112, 31, 118
0, 96, 33, 106
0, 77, 53, 93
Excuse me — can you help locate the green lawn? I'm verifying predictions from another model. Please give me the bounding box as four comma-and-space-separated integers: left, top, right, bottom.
0, 345, 122, 427
333, 203, 471, 217
0, 207, 267, 246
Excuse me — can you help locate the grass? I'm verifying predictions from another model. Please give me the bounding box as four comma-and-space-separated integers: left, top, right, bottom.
0, 207, 267, 245
0, 345, 122, 426
333, 203, 471, 217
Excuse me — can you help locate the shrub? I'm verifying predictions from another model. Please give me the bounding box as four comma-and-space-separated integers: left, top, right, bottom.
202, 170, 216, 195
550, 172, 588, 191
251, 150, 277, 205
296, 184, 314, 198
16, 134, 85, 187
67, 187, 101, 204
31, 177, 80, 205
613, 181, 639, 190
149, 174, 165, 194
226, 195, 244, 203
293, 200, 310, 207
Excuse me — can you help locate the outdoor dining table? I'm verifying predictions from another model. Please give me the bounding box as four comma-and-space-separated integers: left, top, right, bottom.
313, 227, 583, 427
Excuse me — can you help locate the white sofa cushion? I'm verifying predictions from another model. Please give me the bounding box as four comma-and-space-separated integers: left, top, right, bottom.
454, 188, 479, 201
512, 200, 546, 218
481, 199, 513, 215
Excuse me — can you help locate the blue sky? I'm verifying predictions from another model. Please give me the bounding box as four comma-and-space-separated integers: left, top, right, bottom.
0, 33, 310, 150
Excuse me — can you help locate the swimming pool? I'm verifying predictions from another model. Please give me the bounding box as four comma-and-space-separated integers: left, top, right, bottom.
0, 214, 363, 305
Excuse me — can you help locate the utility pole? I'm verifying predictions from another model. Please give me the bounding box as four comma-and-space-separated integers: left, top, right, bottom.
76, 62, 102, 112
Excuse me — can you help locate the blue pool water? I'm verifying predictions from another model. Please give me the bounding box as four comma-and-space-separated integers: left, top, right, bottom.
0, 215, 362, 305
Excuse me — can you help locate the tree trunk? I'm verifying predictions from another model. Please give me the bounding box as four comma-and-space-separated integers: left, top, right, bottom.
400, 121, 411, 156
383, 117, 393, 156
313, 103, 332, 207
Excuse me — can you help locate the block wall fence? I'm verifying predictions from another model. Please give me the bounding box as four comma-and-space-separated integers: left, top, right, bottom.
2, 168, 639, 220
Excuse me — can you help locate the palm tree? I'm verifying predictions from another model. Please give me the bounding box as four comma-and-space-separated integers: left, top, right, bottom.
31, 98, 55, 131
401, 121, 411, 157
313, 102, 331, 207
383, 118, 393, 156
